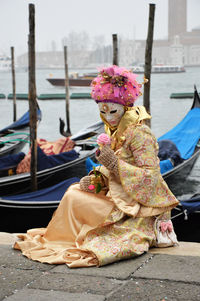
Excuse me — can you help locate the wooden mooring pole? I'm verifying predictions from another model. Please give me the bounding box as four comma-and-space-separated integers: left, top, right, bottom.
64, 45, 71, 136
28, 3, 37, 191
11, 46, 16, 121
143, 3, 155, 128
112, 34, 118, 66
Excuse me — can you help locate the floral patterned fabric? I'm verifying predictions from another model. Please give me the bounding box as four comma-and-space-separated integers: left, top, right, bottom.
117, 124, 178, 210
83, 210, 156, 266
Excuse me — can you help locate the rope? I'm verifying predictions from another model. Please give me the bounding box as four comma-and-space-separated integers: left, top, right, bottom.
171, 211, 185, 220
171, 209, 188, 220
5, 132, 30, 137
0, 138, 30, 145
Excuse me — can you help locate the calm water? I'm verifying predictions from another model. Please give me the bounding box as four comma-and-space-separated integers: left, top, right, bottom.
1, 66, 200, 198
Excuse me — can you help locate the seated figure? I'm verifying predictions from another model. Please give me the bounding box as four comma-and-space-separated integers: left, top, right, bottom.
14, 65, 179, 268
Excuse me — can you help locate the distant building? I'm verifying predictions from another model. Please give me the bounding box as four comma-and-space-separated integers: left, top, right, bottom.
17, 50, 93, 69
168, 0, 187, 40
129, 0, 200, 67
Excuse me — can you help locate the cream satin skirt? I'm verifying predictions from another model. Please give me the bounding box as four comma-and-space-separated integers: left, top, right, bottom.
14, 184, 155, 267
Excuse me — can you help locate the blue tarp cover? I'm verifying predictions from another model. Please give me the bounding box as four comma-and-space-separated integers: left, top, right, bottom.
180, 201, 200, 214
159, 159, 173, 174
86, 157, 101, 174
180, 194, 200, 214
37, 146, 79, 171
0, 146, 79, 171
0, 152, 25, 169
158, 108, 200, 160
0, 109, 42, 133
1, 177, 80, 202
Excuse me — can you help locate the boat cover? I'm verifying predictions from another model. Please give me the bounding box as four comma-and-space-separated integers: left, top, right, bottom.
86, 157, 100, 173
179, 194, 200, 214
0, 152, 25, 170
1, 177, 80, 203
0, 146, 79, 172
0, 109, 42, 134
158, 107, 200, 173
180, 200, 200, 214
37, 146, 79, 171
158, 108, 200, 160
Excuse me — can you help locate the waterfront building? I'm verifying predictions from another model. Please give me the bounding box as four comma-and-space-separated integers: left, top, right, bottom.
16, 0, 200, 69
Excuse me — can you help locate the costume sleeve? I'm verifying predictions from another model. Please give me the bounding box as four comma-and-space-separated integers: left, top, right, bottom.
118, 124, 175, 208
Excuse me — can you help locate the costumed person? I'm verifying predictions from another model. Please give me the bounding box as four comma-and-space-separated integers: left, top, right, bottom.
14, 65, 179, 268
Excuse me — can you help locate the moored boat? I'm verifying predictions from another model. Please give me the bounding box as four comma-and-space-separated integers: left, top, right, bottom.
0, 107, 42, 157
0, 120, 104, 196
132, 65, 186, 74
47, 77, 92, 87
0, 177, 80, 232
47, 65, 186, 88
157, 85, 200, 195
172, 193, 200, 242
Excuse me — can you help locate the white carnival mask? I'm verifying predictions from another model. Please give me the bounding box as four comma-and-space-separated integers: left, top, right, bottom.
98, 102, 124, 127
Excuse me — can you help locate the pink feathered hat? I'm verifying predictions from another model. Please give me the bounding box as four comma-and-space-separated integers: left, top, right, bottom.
91, 65, 142, 107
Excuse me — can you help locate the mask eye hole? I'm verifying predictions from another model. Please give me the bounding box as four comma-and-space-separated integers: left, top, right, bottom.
100, 111, 105, 114
110, 110, 117, 114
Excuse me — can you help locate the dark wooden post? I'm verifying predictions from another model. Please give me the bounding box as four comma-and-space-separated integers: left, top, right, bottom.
112, 34, 118, 66
64, 45, 71, 136
11, 46, 17, 121
28, 3, 37, 191
143, 3, 155, 128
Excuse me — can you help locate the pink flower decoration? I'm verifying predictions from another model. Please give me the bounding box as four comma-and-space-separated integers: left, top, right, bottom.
91, 65, 142, 107
97, 133, 111, 146
88, 184, 95, 190
160, 221, 173, 233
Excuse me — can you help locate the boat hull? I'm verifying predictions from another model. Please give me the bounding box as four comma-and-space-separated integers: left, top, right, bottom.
0, 132, 29, 157
0, 149, 96, 196
0, 205, 55, 232
47, 78, 92, 87
162, 148, 200, 196
172, 209, 200, 243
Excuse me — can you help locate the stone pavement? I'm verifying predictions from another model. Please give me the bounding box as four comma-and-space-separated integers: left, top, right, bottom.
0, 233, 200, 301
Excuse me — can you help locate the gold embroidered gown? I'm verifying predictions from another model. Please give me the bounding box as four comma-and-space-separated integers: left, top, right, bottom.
14, 106, 179, 267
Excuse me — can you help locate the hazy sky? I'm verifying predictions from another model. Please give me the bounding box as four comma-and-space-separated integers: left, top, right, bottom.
1, 0, 200, 56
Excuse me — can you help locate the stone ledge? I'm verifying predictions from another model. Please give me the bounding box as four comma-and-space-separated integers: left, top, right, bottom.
149, 241, 200, 256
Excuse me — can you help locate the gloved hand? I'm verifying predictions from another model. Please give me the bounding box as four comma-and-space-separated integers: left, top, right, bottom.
80, 176, 93, 192
80, 173, 105, 193
95, 145, 119, 176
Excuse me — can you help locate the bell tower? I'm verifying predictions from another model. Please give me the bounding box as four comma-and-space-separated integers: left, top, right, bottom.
168, 0, 187, 39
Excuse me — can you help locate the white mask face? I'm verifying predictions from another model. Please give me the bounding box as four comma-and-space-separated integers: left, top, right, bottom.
98, 102, 124, 127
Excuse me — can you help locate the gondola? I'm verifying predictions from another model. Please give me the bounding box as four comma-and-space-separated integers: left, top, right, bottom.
0, 107, 42, 157
46, 77, 92, 87
0, 132, 30, 157
171, 193, 200, 242
0, 177, 80, 232
158, 85, 200, 195
0, 120, 104, 196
